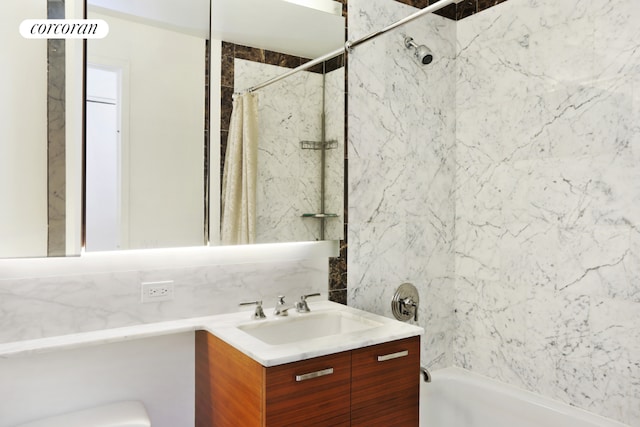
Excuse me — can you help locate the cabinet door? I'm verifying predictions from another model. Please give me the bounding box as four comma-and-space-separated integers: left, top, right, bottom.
264, 351, 351, 427
196, 331, 264, 427
351, 336, 420, 426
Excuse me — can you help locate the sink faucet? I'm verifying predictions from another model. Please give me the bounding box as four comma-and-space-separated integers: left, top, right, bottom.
239, 300, 266, 320
295, 293, 321, 313
274, 296, 295, 316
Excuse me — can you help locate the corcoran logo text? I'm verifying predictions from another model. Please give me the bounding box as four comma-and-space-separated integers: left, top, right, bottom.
20, 19, 109, 39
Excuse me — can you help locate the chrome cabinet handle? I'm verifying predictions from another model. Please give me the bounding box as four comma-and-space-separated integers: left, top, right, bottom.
377, 350, 409, 362
295, 367, 334, 382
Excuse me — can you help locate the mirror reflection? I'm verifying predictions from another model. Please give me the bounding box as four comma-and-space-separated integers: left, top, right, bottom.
214, 0, 345, 245
221, 56, 345, 245
85, 0, 209, 251
0, 0, 346, 258
85, 0, 345, 250
1, 0, 82, 258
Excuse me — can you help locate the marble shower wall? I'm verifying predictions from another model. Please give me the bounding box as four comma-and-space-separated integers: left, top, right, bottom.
234, 60, 344, 243
347, 0, 457, 370
455, 0, 640, 423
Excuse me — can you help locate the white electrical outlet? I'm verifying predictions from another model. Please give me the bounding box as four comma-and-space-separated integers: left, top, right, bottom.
141, 281, 174, 303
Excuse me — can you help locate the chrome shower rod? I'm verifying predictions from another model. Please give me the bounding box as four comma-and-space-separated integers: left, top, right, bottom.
345, 0, 457, 51
244, 46, 344, 93
242, 0, 457, 94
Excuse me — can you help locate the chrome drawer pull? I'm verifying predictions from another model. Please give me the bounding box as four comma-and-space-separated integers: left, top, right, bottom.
295, 367, 334, 382
377, 350, 409, 362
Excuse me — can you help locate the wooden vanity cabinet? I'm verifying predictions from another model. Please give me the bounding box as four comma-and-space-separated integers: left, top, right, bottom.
351, 336, 420, 426
195, 331, 419, 427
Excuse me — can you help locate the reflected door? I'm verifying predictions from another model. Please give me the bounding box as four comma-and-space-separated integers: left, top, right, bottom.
86, 66, 122, 251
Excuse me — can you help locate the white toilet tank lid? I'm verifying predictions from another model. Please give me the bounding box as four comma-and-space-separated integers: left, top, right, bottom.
15, 401, 151, 427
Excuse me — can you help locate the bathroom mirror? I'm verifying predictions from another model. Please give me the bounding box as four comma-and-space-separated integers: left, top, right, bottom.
213, 0, 345, 245
0, 0, 83, 258
85, 0, 210, 251
85, 0, 345, 251
0, 0, 345, 258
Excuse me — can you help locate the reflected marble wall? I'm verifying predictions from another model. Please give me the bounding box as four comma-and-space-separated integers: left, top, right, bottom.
455, 0, 640, 423
47, 0, 66, 256
234, 59, 344, 243
347, 0, 457, 370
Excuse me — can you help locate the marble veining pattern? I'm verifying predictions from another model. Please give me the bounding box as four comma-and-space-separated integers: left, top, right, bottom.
0, 255, 328, 344
347, 0, 457, 371
455, 0, 640, 424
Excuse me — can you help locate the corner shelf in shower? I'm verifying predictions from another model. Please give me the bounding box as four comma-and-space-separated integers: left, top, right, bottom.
301, 213, 339, 218
300, 140, 338, 150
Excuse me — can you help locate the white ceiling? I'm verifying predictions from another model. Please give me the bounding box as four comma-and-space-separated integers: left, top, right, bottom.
87, 0, 345, 60
213, 0, 345, 59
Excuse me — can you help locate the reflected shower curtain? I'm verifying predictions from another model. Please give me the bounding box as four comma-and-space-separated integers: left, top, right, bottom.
221, 92, 259, 245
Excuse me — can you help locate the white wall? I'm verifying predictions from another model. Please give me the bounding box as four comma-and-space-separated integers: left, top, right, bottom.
0, 0, 48, 257
88, 11, 205, 250
0, 333, 194, 427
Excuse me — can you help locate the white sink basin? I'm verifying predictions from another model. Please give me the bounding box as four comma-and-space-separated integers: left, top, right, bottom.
204, 301, 423, 366
237, 310, 384, 345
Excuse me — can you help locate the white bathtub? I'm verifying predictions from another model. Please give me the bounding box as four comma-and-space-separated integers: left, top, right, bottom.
420, 367, 628, 427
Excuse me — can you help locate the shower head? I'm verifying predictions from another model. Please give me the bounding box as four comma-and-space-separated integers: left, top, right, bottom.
404, 36, 433, 65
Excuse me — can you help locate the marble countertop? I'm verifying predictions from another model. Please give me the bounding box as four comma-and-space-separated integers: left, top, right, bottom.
0, 301, 423, 366
204, 300, 424, 366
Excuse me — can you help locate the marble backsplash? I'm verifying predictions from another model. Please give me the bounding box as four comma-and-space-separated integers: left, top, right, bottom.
0, 244, 332, 345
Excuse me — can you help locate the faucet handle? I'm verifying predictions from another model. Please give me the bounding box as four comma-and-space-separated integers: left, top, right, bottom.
239, 300, 266, 320
296, 293, 321, 313
401, 297, 418, 321
274, 295, 293, 316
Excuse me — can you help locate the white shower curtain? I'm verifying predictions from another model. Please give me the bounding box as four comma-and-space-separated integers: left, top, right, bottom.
220, 92, 259, 245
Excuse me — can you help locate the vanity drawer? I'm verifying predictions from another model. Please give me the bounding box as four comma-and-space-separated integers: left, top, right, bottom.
264, 351, 351, 427
351, 336, 420, 426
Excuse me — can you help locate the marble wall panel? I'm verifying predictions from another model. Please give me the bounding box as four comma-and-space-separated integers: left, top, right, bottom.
348, 0, 457, 370
455, 0, 640, 423
0, 254, 328, 344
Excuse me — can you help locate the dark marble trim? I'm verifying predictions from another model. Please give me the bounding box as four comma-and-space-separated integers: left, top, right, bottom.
392, 0, 511, 20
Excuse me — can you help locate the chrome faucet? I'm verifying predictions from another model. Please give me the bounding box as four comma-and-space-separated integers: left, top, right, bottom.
400, 296, 418, 321
239, 300, 266, 320
274, 296, 295, 316
295, 293, 321, 313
